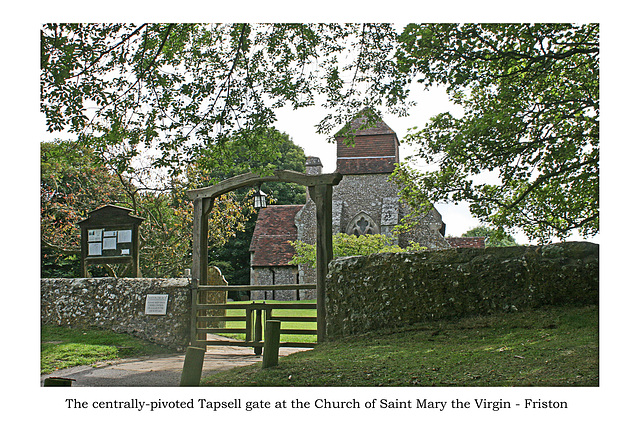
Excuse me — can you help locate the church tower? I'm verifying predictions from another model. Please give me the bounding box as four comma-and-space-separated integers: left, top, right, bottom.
332, 112, 404, 240
251, 111, 450, 296
335, 112, 400, 175
293, 111, 449, 286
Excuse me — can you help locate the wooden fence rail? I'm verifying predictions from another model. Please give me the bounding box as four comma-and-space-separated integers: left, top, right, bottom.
193, 284, 318, 353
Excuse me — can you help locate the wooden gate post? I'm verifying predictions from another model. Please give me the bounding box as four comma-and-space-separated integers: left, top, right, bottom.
191, 197, 213, 347
262, 320, 281, 368
309, 184, 333, 342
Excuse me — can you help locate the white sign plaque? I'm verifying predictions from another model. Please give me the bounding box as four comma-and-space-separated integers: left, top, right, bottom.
88, 229, 102, 242
118, 229, 132, 243
145, 294, 169, 315
88, 242, 102, 256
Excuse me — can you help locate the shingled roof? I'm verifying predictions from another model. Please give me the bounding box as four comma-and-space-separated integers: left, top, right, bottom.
336, 112, 397, 137
250, 205, 304, 267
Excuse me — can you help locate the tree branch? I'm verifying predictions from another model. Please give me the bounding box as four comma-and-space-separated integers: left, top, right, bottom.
69, 24, 148, 80
184, 23, 248, 139
503, 158, 598, 210
41, 239, 80, 255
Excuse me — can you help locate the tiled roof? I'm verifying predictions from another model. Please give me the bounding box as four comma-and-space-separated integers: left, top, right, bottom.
338, 114, 396, 137
446, 237, 486, 249
250, 205, 304, 267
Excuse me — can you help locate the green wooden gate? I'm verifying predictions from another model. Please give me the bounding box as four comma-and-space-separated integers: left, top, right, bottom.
193, 284, 317, 354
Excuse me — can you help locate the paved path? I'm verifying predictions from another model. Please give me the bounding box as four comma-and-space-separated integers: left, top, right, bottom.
41, 340, 309, 387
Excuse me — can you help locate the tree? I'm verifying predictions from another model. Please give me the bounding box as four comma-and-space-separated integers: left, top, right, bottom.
461, 226, 517, 247
41, 140, 127, 277
204, 128, 308, 285
197, 126, 308, 204
41, 24, 401, 178
390, 24, 598, 242
136, 186, 251, 278
41, 139, 250, 278
290, 233, 426, 268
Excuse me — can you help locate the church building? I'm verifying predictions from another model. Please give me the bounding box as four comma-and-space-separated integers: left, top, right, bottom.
249, 113, 454, 300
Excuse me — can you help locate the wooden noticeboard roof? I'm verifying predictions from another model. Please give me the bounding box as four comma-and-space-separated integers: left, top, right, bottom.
78, 204, 145, 227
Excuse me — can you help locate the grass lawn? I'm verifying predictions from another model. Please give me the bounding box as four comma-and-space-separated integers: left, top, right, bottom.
202, 304, 598, 387
222, 300, 317, 343
41, 326, 172, 375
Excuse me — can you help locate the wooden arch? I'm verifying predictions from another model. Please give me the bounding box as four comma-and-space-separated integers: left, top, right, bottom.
186, 170, 342, 343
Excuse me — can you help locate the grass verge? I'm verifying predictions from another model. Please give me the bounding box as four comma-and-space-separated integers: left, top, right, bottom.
221, 300, 317, 343
41, 325, 172, 374
202, 305, 598, 387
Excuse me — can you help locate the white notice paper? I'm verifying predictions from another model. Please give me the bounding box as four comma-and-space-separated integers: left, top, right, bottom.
118, 229, 132, 243
88, 229, 102, 242
103, 237, 117, 250
88, 243, 102, 256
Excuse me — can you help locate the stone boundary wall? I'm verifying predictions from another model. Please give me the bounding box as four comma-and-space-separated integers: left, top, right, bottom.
326, 242, 598, 338
41, 278, 190, 350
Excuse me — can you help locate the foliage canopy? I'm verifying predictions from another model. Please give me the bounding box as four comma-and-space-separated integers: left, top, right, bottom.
41, 23, 599, 244
391, 24, 599, 242
290, 233, 427, 268
41, 23, 400, 177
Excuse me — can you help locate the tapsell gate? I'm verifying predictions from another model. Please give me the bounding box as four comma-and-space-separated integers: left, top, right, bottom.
186, 170, 342, 353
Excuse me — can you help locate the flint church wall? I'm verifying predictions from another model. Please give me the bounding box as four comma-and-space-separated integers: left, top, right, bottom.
325, 242, 599, 338
41, 277, 190, 350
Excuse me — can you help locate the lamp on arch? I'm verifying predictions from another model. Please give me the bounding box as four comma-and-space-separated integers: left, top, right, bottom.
254, 183, 267, 209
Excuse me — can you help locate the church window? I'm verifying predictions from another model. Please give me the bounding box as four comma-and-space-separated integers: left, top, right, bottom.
347, 213, 379, 236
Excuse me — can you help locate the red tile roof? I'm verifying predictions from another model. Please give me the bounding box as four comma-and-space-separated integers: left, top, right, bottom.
446, 237, 486, 248
337, 113, 397, 137
250, 205, 304, 267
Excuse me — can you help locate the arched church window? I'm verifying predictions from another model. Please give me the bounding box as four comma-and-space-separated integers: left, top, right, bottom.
347, 212, 379, 236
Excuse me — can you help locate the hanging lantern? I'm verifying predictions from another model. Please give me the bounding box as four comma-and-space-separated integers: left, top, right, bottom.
254, 184, 267, 209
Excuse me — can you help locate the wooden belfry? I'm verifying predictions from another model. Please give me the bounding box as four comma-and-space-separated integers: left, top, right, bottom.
78, 205, 144, 277
186, 170, 342, 343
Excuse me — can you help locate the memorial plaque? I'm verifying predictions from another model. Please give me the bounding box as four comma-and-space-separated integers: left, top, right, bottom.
145, 294, 169, 315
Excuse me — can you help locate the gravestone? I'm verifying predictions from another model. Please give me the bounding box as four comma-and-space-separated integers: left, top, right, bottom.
197, 266, 228, 339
